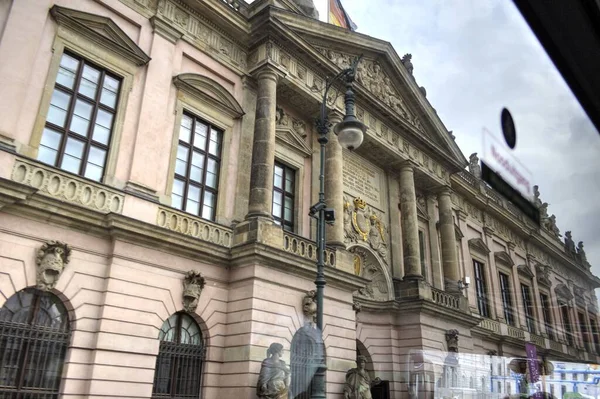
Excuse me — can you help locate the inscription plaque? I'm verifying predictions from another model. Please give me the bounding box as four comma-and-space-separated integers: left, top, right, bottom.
342, 149, 383, 209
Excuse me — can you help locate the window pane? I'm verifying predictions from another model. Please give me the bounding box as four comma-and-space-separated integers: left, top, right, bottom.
78, 65, 100, 98
274, 165, 283, 188
190, 152, 204, 183
205, 159, 218, 189
273, 203, 282, 218
47, 89, 71, 127
175, 145, 189, 176
193, 122, 208, 150
284, 197, 293, 222
60, 137, 84, 174
186, 185, 201, 215
40, 128, 62, 150
70, 99, 93, 136
84, 163, 103, 181
38, 146, 59, 166
285, 171, 294, 192
100, 75, 120, 108
92, 109, 113, 145
179, 115, 193, 143
273, 191, 282, 206
208, 128, 221, 156
56, 53, 79, 89
87, 146, 106, 167
202, 191, 215, 220
172, 179, 185, 210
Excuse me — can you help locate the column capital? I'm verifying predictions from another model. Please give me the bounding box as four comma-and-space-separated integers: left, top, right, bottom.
328, 110, 344, 125
507, 241, 516, 251
434, 185, 453, 197
398, 160, 419, 173
457, 210, 468, 222
251, 64, 284, 83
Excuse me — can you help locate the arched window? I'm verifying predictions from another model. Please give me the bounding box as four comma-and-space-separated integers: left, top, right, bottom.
152, 312, 205, 398
290, 326, 325, 399
0, 288, 70, 398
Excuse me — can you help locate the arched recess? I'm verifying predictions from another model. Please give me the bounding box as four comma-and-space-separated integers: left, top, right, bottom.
356, 339, 375, 378
290, 325, 326, 399
152, 312, 206, 398
350, 245, 394, 301
0, 287, 71, 398
173, 73, 245, 119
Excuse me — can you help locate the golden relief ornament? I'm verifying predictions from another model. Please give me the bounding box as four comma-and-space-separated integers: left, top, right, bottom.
344, 196, 388, 264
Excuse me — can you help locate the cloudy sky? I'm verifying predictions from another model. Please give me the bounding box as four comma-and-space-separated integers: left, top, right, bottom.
317, 0, 600, 286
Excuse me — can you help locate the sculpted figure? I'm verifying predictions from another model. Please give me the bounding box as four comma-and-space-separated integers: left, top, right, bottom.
368, 215, 388, 260
468, 153, 481, 178
401, 53, 414, 75
182, 270, 206, 313
257, 343, 291, 399
344, 355, 380, 399
564, 231, 576, 254
577, 241, 588, 263
302, 290, 317, 326
533, 185, 542, 208
539, 202, 549, 220
36, 240, 71, 291
275, 106, 290, 127
290, 0, 319, 19
445, 329, 459, 353
548, 215, 560, 237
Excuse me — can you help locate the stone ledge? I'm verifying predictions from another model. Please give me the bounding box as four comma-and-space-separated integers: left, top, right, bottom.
157, 206, 233, 248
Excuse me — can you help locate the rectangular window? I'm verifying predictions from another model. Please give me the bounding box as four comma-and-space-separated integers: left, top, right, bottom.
540, 293, 555, 340
418, 230, 427, 280
578, 312, 590, 351
38, 52, 121, 182
560, 304, 574, 345
473, 260, 490, 318
171, 112, 222, 221
590, 317, 600, 354
272, 162, 295, 232
521, 284, 536, 333
499, 272, 515, 325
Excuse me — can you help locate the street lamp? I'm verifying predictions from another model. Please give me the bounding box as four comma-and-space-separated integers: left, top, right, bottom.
309, 55, 366, 399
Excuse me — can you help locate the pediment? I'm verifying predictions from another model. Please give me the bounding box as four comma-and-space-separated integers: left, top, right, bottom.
555, 283, 574, 301
517, 264, 535, 279
468, 238, 490, 254
50, 6, 150, 66
494, 251, 514, 267
173, 74, 244, 119
276, 127, 312, 157
535, 264, 552, 287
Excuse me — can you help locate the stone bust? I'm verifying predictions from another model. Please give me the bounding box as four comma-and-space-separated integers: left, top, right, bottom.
182, 270, 206, 313
445, 329, 459, 352
36, 240, 71, 291
302, 290, 317, 326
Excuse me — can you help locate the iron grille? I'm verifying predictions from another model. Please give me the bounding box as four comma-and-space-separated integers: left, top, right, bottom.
290, 326, 325, 399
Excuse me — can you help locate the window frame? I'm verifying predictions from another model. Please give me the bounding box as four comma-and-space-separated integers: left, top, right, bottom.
498, 272, 515, 326
521, 283, 536, 334
272, 160, 296, 232
540, 292, 555, 340
170, 111, 223, 222
560, 302, 574, 345
473, 259, 490, 318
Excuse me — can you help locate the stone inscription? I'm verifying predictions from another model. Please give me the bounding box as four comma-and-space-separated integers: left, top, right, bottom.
342, 150, 382, 208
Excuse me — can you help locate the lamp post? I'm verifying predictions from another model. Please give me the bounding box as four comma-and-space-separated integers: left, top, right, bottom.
309, 55, 366, 399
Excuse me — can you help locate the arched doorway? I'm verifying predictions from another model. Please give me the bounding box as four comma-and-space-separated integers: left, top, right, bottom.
0, 287, 71, 398
290, 325, 325, 399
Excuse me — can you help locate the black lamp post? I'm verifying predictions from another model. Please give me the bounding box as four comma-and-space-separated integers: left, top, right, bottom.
309, 55, 366, 399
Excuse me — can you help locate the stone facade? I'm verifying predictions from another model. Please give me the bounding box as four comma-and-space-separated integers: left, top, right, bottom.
0, 1, 599, 398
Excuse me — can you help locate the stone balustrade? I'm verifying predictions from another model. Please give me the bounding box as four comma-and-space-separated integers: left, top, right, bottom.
507, 325, 526, 340
282, 231, 336, 267
531, 333, 545, 347
157, 207, 233, 247
457, 171, 478, 188
549, 340, 563, 352
431, 288, 460, 310
479, 318, 501, 334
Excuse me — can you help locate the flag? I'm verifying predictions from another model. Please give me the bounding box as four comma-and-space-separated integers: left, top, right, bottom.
328, 0, 357, 31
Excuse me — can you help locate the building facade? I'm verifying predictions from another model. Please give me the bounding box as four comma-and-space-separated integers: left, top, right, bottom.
0, 0, 599, 398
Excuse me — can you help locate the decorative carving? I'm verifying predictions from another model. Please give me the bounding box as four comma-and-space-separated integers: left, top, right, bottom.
276, 106, 307, 139
344, 355, 381, 399
182, 270, 205, 313
352, 301, 362, 313
533, 185, 542, 208
275, 106, 290, 127
535, 264, 552, 287
577, 241, 589, 267
351, 247, 390, 301
468, 238, 490, 254
302, 291, 317, 326
12, 159, 124, 213
401, 54, 414, 75
468, 153, 481, 178
257, 343, 291, 399
543, 214, 560, 238
564, 231, 576, 255
157, 207, 232, 247
344, 197, 388, 263
36, 241, 71, 291
445, 329, 459, 353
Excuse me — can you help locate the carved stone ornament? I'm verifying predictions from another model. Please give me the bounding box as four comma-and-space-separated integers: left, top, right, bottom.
401, 53, 414, 75
352, 301, 362, 313
302, 290, 317, 326
533, 185, 542, 208
182, 270, 206, 313
468, 153, 481, 178
36, 241, 72, 291
577, 241, 589, 266
351, 247, 390, 301
276, 106, 307, 138
543, 214, 561, 238
535, 264, 552, 287
564, 231, 576, 255
343, 196, 388, 264
445, 329, 459, 353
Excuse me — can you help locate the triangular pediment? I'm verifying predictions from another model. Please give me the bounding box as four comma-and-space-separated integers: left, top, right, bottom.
535, 264, 553, 287
555, 283, 574, 301
494, 251, 514, 267
468, 238, 490, 254
276, 127, 312, 157
173, 74, 245, 119
50, 6, 150, 66
517, 264, 535, 279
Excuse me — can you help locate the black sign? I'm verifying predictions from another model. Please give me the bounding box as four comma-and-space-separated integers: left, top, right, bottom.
501, 108, 517, 149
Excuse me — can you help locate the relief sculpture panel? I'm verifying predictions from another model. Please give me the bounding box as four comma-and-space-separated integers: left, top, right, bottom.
343, 196, 388, 265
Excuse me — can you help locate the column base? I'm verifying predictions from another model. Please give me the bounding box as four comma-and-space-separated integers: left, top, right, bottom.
233, 216, 283, 248
444, 278, 460, 294
395, 278, 431, 301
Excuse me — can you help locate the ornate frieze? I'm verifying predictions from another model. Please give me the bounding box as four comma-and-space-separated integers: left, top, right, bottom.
12, 159, 124, 214
36, 241, 71, 291
157, 207, 232, 247
343, 196, 388, 264
182, 270, 205, 313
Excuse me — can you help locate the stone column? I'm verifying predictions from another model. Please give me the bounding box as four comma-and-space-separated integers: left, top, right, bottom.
246, 66, 279, 219
438, 188, 459, 292
325, 112, 344, 248
388, 175, 403, 279
399, 163, 421, 279
483, 227, 499, 320
427, 195, 443, 289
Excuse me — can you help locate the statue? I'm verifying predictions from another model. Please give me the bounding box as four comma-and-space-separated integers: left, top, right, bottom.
445, 329, 459, 353
290, 0, 319, 19
275, 106, 290, 127
368, 214, 388, 260
292, 119, 306, 138
539, 202, 549, 220
468, 153, 481, 178
256, 343, 291, 399
401, 53, 414, 75
545, 214, 560, 237
577, 241, 588, 263
564, 231, 576, 255
182, 270, 206, 313
533, 185, 542, 208
344, 355, 381, 399
36, 240, 71, 291
302, 291, 317, 326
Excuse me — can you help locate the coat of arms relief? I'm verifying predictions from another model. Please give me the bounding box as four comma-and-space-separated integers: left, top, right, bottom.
351, 247, 390, 301
343, 196, 389, 265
